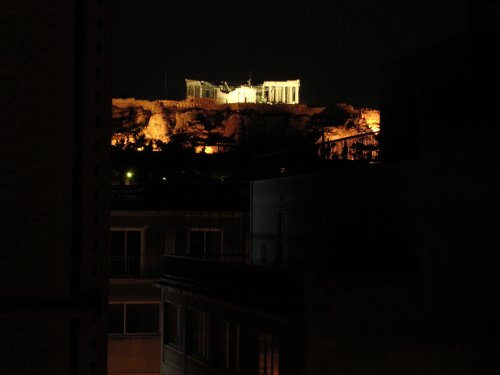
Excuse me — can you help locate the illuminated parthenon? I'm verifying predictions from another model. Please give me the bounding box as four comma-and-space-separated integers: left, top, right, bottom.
186, 79, 300, 104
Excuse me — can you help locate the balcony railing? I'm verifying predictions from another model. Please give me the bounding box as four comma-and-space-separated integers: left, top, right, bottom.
110, 255, 163, 277
160, 255, 305, 308
164, 253, 251, 265
110, 252, 250, 278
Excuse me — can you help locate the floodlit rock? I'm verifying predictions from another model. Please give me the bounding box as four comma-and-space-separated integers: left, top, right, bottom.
144, 113, 171, 143
174, 110, 199, 133
321, 126, 361, 142
222, 114, 243, 139
110, 98, 378, 153
134, 106, 150, 126
361, 108, 380, 132
122, 120, 135, 129
112, 106, 125, 119
338, 103, 356, 115
189, 122, 208, 140
152, 100, 165, 114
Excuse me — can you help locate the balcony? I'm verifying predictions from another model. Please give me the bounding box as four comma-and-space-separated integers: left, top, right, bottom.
159, 255, 304, 312
170, 253, 250, 265
110, 255, 162, 278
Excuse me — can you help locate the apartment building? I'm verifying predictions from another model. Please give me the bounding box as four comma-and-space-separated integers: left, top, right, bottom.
108, 156, 250, 375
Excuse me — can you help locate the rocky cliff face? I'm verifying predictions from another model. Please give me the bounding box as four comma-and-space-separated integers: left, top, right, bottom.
319, 104, 380, 142
111, 98, 379, 153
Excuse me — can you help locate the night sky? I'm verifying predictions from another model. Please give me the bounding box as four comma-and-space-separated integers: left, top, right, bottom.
111, 0, 467, 107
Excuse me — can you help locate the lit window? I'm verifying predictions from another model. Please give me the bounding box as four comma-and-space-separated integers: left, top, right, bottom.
258, 333, 279, 375
108, 303, 159, 335
110, 229, 142, 276
108, 304, 124, 334
212, 316, 240, 372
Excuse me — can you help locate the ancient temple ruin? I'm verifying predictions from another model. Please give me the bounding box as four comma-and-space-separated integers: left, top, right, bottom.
185, 78, 300, 104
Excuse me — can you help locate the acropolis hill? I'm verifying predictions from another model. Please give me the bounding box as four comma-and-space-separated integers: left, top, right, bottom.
112, 79, 380, 155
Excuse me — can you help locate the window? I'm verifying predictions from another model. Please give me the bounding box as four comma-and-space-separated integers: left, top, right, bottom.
108, 303, 159, 335
258, 333, 279, 375
186, 309, 208, 359
164, 302, 183, 348
189, 229, 221, 258
212, 316, 239, 372
126, 304, 160, 333
108, 304, 124, 334
110, 229, 142, 276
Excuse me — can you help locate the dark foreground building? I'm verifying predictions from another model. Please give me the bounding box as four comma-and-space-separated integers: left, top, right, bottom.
1, 0, 110, 374
156, 16, 499, 375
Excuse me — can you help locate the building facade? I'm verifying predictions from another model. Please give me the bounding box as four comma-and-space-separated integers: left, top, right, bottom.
185, 79, 300, 104
108, 211, 162, 375
158, 257, 303, 375
108, 209, 250, 375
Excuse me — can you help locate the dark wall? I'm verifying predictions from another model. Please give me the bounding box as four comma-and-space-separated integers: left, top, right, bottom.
0, 0, 110, 374
108, 336, 161, 374
251, 26, 498, 374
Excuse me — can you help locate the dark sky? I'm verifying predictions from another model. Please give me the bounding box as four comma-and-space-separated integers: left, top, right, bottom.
110, 0, 467, 107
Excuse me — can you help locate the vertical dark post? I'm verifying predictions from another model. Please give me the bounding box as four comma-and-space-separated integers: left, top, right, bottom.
164, 71, 167, 99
